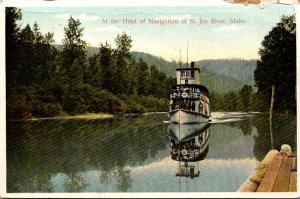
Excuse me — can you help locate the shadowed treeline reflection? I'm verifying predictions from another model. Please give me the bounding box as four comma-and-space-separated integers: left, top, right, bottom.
7, 114, 169, 192
212, 113, 296, 161
7, 113, 296, 192
252, 114, 296, 161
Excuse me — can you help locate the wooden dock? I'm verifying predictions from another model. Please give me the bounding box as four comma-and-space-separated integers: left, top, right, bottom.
238, 149, 297, 192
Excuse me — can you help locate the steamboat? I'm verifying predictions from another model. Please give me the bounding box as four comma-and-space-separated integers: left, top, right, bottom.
168, 61, 211, 124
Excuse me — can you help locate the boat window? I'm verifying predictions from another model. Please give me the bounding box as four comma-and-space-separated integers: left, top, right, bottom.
186, 71, 191, 77
181, 71, 185, 77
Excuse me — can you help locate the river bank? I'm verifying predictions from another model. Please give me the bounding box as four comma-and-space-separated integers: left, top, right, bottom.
8, 112, 170, 121
9, 112, 114, 121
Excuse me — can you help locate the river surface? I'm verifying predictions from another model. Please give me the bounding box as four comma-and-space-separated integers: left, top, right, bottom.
7, 112, 296, 192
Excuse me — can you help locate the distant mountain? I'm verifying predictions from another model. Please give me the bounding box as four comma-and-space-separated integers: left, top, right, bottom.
54, 45, 255, 94
197, 59, 257, 85
131, 51, 255, 94
131, 51, 177, 75
131, 51, 257, 84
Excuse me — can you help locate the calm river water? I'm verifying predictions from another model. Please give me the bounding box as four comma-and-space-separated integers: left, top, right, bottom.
7, 113, 296, 192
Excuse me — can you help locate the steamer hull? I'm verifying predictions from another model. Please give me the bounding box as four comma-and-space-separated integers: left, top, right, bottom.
168, 109, 210, 124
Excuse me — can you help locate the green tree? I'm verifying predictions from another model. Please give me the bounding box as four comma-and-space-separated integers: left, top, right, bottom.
149, 65, 161, 97
136, 58, 150, 96
6, 8, 59, 118
254, 15, 296, 113
6, 7, 22, 96
62, 17, 87, 85
60, 17, 89, 115
84, 54, 102, 87
125, 59, 138, 95
15, 23, 56, 88
238, 85, 253, 112
148, 65, 171, 98
17, 24, 35, 86
224, 92, 238, 111
31, 23, 56, 86
209, 92, 224, 111
113, 33, 133, 94
165, 76, 177, 98
99, 42, 116, 92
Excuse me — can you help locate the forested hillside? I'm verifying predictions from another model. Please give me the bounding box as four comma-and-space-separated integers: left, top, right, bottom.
69, 47, 252, 94
131, 52, 256, 82
198, 59, 257, 85
55, 46, 255, 94
86, 50, 256, 84
52, 47, 252, 100
131, 51, 252, 94
78, 47, 254, 95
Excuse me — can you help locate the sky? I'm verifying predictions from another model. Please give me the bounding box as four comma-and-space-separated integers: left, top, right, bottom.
18, 5, 295, 61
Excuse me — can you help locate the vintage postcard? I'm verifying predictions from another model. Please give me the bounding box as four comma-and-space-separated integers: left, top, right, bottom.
1, 0, 299, 198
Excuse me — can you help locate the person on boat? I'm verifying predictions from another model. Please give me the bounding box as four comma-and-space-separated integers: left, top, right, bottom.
199, 103, 203, 114
180, 99, 188, 109
191, 101, 195, 111
175, 101, 180, 109
187, 100, 191, 110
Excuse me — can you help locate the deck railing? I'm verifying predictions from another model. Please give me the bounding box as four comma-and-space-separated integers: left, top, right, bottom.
170, 93, 209, 103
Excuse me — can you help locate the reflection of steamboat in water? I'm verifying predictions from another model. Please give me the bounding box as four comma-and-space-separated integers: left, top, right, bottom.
168, 62, 211, 124
167, 123, 210, 179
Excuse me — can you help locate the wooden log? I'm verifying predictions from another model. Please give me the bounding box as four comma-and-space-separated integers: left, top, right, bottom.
272, 156, 292, 192
238, 150, 279, 192
288, 171, 297, 192
249, 150, 280, 183
256, 154, 283, 192
238, 179, 259, 192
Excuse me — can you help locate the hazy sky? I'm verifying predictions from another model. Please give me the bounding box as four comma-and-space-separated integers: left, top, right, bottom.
19, 5, 295, 61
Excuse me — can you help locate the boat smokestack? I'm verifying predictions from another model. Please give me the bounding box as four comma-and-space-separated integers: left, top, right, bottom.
191, 62, 195, 68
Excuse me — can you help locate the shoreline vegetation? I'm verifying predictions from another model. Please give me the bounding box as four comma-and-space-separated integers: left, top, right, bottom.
6, 8, 174, 120
6, 8, 296, 120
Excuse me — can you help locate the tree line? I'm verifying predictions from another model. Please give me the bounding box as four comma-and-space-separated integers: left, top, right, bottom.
254, 15, 296, 114
6, 8, 296, 119
132, 51, 251, 95
210, 85, 255, 112
6, 8, 176, 119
